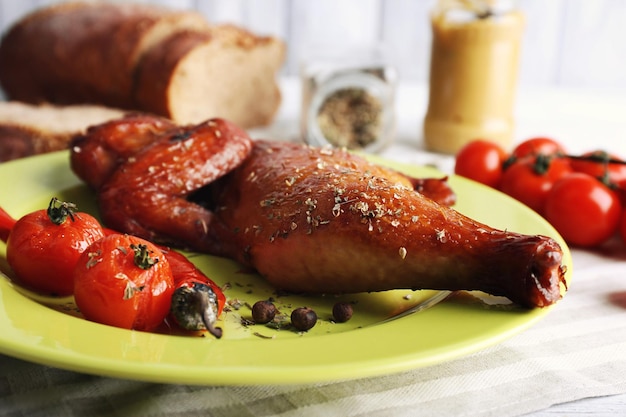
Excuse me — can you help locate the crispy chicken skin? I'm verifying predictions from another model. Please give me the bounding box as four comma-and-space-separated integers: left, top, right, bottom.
70, 116, 567, 308
209, 141, 566, 308
74, 117, 253, 251
71, 114, 179, 190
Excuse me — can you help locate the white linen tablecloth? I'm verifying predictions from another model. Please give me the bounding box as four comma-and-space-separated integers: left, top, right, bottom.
1, 79, 626, 416
1, 247, 625, 416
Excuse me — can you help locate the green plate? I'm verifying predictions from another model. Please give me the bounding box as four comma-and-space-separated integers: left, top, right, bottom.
0, 151, 572, 385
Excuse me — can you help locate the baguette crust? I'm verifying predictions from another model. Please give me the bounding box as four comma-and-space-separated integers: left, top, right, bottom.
0, 125, 68, 161
0, 2, 285, 128
0, 2, 208, 107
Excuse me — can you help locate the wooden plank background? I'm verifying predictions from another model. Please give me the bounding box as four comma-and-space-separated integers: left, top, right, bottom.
0, 0, 625, 91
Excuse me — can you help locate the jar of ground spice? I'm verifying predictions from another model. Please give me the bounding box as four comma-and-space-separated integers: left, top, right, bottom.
301, 46, 397, 153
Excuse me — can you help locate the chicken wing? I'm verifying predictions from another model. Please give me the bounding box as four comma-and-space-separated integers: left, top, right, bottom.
72, 117, 253, 251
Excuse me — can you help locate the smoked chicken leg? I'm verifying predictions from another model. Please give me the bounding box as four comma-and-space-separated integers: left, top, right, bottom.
70, 116, 567, 308
209, 141, 566, 308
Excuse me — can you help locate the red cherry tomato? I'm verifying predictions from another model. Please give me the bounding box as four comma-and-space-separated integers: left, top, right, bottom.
619, 209, 626, 245
454, 140, 508, 189
569, 150, 626, 186
6, 198, 105, 296
512, 137, 566, 159
614, 179, 626, 207
73, 233, 175, 331
544, 173, 622, 247
500, 155, 572, 214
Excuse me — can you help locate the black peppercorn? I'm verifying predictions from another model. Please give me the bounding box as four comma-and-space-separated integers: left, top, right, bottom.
291, 307, 317, 331
252, 300, 277, 324
332, 302, 353, 323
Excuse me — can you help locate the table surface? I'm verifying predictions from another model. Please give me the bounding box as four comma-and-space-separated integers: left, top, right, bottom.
531, 394, 626, 417
496, 85, 626, 417
1, 78, 626, 416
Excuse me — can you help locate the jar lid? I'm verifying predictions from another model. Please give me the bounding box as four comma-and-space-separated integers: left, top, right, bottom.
435, 0, 519, 21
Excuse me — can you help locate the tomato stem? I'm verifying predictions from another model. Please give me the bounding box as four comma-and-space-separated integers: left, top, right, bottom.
506, 153, 626, 169
567, 152, 617, 188
504, 152, 626, 186
200, 293, 223, 339
532, 154, 552, 175
47, 197, 77, 225
567, 152, 625, 165
502, 155, 517, 170
130, 243, 159, 269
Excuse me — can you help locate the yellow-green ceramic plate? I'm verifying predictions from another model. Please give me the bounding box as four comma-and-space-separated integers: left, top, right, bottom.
0, 151, 571, 385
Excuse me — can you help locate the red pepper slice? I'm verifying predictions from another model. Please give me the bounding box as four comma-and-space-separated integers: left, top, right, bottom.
0, 206, 17, 242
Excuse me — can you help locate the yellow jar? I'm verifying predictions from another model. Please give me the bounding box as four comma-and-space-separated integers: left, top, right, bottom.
423, 0, 525, 154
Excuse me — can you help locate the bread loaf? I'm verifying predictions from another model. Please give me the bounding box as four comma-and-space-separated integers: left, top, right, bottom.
134, 24, 284, 127
0, 101, 125, 162
0, 2, 285, 128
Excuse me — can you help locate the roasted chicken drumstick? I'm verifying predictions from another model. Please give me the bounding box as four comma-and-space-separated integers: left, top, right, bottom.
71, 116, 567, 308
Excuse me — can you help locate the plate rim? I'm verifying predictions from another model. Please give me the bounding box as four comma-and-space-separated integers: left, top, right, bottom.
0, 150, 572, 385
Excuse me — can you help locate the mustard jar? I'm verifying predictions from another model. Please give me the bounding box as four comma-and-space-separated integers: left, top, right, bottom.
423, 0, 525, 154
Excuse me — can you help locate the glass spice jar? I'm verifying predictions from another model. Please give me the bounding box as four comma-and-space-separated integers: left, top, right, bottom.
423, 0, 525, 154
301, 45, 397, 153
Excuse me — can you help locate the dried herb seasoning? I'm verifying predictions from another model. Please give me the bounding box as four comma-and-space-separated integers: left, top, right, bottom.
316, 87, 383, 150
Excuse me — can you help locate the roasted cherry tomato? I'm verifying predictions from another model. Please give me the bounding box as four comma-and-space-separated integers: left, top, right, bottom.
569, 150, 626, 187
500, 155, 572, 214
100, 228, 225, 337
544, 173, 622, 247
454, 140, 508, 188
5, 198, 105, 296
73, 233, 175, 331
511, 137, 566, 159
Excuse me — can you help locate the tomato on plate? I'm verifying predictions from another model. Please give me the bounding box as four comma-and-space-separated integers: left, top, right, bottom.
569, 150, 626, 186
544, 173, 622, 247
73, 233, 175, 331
500, 155, 572, 214
6, 198, 105, 296
619, 209, 626, 245
511, 137, 566, 159
454, 140, 508, 188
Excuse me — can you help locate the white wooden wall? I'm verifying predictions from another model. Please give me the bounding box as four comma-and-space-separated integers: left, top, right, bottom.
1, 0, 625, 91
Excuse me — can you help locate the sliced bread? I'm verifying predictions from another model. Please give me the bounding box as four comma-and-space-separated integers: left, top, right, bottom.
0, 101, 126, 162
0, 2, 284, 128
